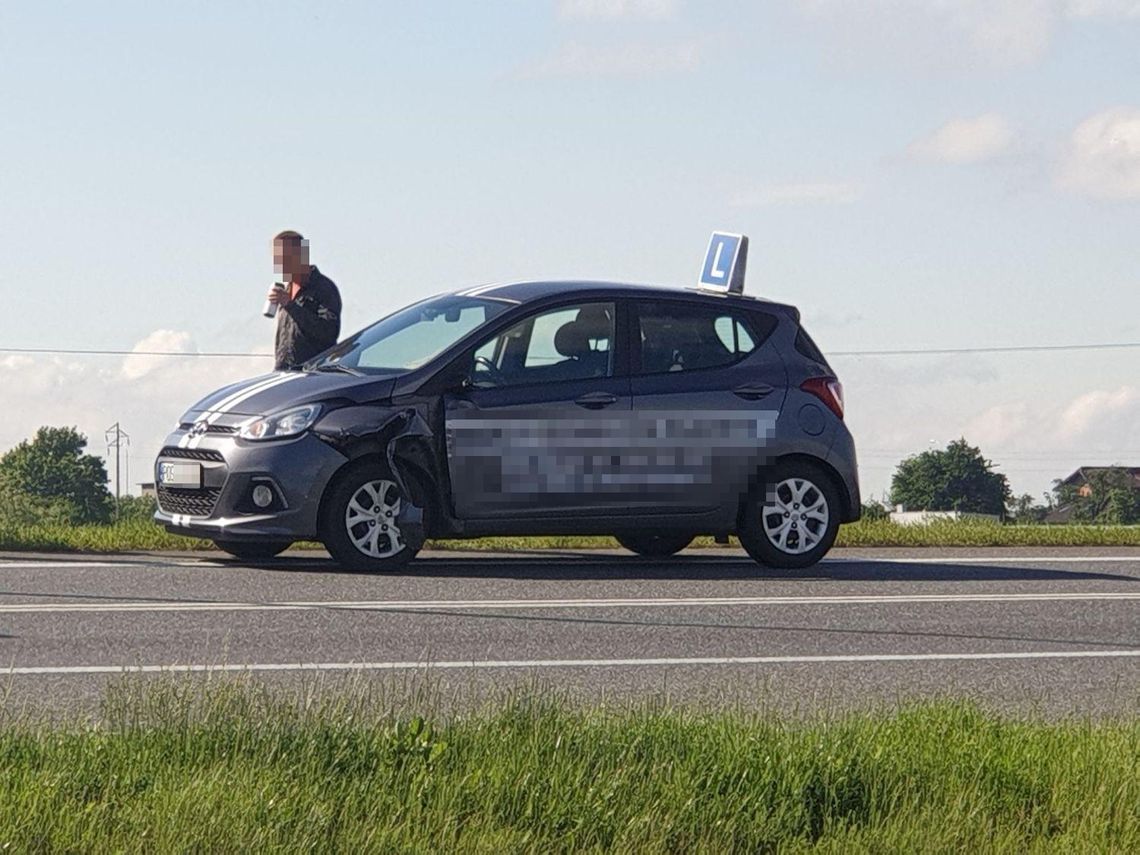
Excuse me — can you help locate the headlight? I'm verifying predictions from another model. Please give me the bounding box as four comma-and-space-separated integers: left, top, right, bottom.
239, 404, 322, 441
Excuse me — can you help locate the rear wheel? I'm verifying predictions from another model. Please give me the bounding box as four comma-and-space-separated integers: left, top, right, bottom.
739, 461, 840, 569
320, 462, 421, 572
213, 540, 292, 561
615, 532, 694, 557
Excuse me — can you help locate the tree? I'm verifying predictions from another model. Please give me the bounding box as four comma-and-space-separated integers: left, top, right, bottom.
890, 438, 1011, 516
0, 427, 113, 525
1008, 492, 1051, 525
0, 478, 71, 526
860, 498, 890, 521
1053, 468, 1140, 524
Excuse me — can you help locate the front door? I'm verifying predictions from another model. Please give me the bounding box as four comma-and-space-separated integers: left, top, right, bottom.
445, 300, 634, 519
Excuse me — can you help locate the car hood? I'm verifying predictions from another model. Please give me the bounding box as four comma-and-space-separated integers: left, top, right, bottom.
179, 370, 399, 424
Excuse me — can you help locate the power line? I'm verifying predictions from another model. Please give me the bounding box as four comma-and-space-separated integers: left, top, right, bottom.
859, 450, 1140, 458
830, 342, 1140, 357
3, 341, 1140, 359
0, 347, 268, 358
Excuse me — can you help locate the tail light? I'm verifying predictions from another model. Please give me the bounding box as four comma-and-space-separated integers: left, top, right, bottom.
801, 377, 844, 420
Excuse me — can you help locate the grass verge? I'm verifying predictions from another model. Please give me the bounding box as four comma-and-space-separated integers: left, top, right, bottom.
0, 679, 1136, 851
2, 518, 1139, 554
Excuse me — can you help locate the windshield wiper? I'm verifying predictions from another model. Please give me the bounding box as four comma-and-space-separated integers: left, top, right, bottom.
313, 363, 363, 377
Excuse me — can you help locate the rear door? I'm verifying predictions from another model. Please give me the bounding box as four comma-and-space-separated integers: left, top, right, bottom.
444, 300, 634, 519
627, 298, 788, 512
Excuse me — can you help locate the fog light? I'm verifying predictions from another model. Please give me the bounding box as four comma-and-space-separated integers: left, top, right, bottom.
251, 484, 274, 508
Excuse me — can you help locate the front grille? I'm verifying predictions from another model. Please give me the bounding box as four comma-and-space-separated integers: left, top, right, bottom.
179, 423, 237, 435
159, 446, 225, 462
157, 486, 222, 518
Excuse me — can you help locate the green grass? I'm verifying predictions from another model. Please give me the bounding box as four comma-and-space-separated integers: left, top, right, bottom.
0, 518, 213, 552
2, 517, 1139, 554
834, 519, 1140, 548
0, 679, 1136, 851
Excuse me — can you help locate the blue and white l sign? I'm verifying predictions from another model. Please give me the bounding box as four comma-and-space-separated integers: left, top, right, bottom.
698, 231, 749, 294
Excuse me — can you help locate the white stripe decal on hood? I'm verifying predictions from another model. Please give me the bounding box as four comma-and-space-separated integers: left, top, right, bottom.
186, 373, 303, 449
179, 374, 287, 448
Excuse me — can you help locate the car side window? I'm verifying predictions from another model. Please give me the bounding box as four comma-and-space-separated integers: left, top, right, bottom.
637, 303, 757, 375
469, 302, 615, 387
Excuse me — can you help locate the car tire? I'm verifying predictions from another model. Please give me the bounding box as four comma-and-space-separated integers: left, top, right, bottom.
320, 462, 421, 572
615, 533, 695, 557
739, 461, 841, 569
213, 540, 292, 561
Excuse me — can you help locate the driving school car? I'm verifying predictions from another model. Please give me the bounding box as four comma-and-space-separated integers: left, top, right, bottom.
154, 239, 860, 571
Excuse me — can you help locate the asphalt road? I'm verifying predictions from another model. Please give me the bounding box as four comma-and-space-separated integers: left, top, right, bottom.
1, 547, 1138, 718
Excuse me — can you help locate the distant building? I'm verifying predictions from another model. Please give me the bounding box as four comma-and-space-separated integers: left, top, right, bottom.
1056, 467, 1140, 497
889, 508, 1000, 526
1044, 467, 1140, 524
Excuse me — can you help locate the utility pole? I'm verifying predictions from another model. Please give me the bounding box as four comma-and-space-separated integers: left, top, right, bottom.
105, 422, 130, 518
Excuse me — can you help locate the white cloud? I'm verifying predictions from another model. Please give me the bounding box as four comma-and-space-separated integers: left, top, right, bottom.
121, 329, 196, 381
730, 181, 863, 207
796, 0, 1140, 70
1065, 0, 1140, 18
842, 378, 1140, 501
516, 38, 705, 78
951, 0, 1056, 66
909, 113, 1015, 163
1056, 385, 1140, 441
558, 0, 679, 21
0, 331, 269, 491
1057, 107, 1140, 200
796, 0, 1057, 69
963, 402, 1032, 448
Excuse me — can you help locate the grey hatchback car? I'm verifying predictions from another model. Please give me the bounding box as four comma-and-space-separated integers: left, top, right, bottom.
154, 281, 860, 570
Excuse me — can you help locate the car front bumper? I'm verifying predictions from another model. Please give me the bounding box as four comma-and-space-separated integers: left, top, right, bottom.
153, 429, 348, 541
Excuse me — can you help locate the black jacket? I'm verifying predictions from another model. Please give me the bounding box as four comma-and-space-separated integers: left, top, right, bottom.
274, 265, 342, 370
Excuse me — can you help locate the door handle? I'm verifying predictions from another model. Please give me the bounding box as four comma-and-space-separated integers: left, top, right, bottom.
733, 383, 775, 400
575, 392, 619, 409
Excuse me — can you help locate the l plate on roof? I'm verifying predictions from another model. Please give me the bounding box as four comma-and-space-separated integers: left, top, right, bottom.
698, 231, 749, 294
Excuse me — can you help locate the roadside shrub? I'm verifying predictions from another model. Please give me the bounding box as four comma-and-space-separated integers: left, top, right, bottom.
114, 494, 159, 522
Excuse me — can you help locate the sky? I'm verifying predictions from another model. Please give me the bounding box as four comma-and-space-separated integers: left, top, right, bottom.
1, 0, 1138, 502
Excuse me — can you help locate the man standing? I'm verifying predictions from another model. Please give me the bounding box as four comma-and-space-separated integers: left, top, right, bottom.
267, 230, 342, 371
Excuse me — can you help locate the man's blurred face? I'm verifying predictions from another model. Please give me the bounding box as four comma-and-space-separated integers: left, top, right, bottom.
273, 238, 309, 281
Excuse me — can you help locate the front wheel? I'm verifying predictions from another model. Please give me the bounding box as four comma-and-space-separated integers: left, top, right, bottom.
615, 533, 694, 557
738, 462, 840, 569
320, 463, 421, 572
213, 540, 292, 561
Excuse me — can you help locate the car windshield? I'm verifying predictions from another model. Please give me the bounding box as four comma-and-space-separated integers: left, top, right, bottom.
310, 295, 512, 374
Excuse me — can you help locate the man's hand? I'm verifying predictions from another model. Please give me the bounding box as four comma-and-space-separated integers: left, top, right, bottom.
266, 285, 291, 306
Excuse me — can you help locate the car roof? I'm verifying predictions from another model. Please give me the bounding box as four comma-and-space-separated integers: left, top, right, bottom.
455, 279, 799, 317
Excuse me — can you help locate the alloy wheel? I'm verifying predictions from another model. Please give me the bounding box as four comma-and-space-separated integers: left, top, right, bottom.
761, 477, 830, 555
344, 479, 405, 559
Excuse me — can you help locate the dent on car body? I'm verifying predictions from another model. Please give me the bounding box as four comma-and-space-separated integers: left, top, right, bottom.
314, 405, 433, 543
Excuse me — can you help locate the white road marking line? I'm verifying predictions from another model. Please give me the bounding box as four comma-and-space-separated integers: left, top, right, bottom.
6, 649, 1140, 676
2, 554, 1140, 572
845, 556, 1140, 564
0, 591, 1138, 615
0, 561, 208, 570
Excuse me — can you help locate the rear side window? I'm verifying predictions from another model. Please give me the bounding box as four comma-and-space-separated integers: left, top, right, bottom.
794, 326, 832, 369
637, 302, 767, 375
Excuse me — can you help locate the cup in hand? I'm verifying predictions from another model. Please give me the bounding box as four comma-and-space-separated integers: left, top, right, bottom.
263, 283, 286, 318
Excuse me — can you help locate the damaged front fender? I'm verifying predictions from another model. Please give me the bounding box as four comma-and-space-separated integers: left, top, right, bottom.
314, 405, 436, 545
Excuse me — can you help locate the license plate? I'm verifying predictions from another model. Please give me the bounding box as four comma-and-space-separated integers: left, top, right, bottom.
159, 461, 202, 489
